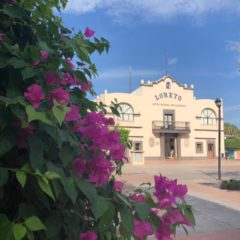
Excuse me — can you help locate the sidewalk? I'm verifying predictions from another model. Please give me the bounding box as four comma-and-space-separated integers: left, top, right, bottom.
176, 196, 240, 240
119, 159, 240, 211
118, 159, 240, 239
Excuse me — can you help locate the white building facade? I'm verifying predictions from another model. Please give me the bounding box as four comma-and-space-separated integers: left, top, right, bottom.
96, 76, 224, 165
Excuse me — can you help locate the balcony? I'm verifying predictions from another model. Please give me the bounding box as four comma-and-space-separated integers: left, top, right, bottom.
152, 121, 190, 134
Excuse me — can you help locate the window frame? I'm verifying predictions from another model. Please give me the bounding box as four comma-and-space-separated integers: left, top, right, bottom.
117, 103, 134, 121
133, 141, 143, 152
200, 108, 217, 125
195, 142, 203, 153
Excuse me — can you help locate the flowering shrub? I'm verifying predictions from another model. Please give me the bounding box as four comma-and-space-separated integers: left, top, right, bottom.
0, 0, 195, 239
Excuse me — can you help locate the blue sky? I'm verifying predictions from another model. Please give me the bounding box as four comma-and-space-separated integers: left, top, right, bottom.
62, 0, 240, 127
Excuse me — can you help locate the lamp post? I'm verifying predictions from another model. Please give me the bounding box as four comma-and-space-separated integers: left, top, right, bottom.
215, 98, 222, 180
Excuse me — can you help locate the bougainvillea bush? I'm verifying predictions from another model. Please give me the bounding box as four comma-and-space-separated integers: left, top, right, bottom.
0, 0, 195, 239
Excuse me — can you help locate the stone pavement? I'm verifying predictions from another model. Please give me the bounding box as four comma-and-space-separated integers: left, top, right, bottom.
176, 196, 240, 240
118, 159, 240, 240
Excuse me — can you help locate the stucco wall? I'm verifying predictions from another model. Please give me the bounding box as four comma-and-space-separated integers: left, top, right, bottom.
96, 76, 225, 164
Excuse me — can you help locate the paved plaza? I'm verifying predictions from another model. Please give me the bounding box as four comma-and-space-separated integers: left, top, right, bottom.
118, 159, 240, 240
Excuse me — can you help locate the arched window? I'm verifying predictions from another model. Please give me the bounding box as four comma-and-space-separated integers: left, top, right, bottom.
166, 82, 171, 89
201, 108, 216, 125
117, 103, 134, 121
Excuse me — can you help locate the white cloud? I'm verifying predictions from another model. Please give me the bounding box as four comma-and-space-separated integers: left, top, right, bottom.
224, 104, 240, 111
168, 57, 178, 65
97, 67, 162, 79
65, 0, 240, 21
226, 41, 240, 52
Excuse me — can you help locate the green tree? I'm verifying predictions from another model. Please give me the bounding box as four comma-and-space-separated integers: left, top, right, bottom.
224, 123, 240, 136
0, 1, 195, 239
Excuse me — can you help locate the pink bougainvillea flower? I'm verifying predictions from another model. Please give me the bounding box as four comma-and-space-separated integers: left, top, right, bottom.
153, 175, 188, 209
156, 223, 173, 240
44, 71, 62, 85
0, 33, 5, 44
80, 80, 92, 92
40, 50, 49, 60
167, 209, 192, 226
65, 104, 80, 121
88, 153, 115, 187
133, 220, 153, 240
104, 117, 115, 126
129, 193, 146, 203
63, 72, 75, 85
24, 84, 45, 109
173, 183, 188, 202
49, 87, 69, 105
78, 111, 126, 164
113, 181, 123, 192
33, 60, 40, 66
73, 157, 87, 178
80, 231, 97, 240
84, 27, 95, 38
65, 58, 75, 69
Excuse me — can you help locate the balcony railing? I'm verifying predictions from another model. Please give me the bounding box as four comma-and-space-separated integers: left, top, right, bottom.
152, 121, 190, 133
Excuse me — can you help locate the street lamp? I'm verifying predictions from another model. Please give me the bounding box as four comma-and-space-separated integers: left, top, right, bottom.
215, 98, 222, 180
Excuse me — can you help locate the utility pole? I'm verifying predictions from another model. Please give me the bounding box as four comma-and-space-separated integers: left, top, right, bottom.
165, 53, 168, 75
129, 66, 132, 93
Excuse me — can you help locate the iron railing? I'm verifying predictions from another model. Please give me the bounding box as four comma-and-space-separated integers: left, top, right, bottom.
152, 121, 190, 133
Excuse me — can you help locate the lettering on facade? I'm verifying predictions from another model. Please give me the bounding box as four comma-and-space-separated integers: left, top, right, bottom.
152, 103, 186, 107
154, 92, 182, 101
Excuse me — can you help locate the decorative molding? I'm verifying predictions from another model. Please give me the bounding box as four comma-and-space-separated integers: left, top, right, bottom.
121, 126, 142, 129
129, 136, 143, 138
194, 129, 224, 132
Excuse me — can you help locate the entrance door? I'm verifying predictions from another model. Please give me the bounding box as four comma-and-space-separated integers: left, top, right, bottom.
164, 114, 173, 129
207, 143, 215, 159
164, 135, 176, 159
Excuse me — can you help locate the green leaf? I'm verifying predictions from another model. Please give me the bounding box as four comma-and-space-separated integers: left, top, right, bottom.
0, 214, 13, 240
0, 55, 8, 68
26, 231, 34, 240
149, 211, 161, 228
16, 171, 27, 188
78, 46, 91, 63
0, 108, 11, 130
37, 176, 55, 200
24, 216, 46, 231
26, 105, 54, 126
183, 204, 196, 227
39, 41, 54, 53
119, 206, 134, 237
21, 164, 32, 174
0, 129, 16, 158
0, 168, 9, 187
47, 162, 65, 179
13, 223, 27, 240
52, 104, 69, 126
99, 203, 115, 226
0, 96, 18, 105
2, 5, 25, 18
21, 67, 36, 80
18, 203, 36, 219
115, 192, 132, 208
44, 171, 61, 180
59, 143, 74, 167
8, 57, 27, 69
45, 214, 61, 238
91, 196, 109, 219
134, 202, 150, 221
28, 135, 44, 170
63, 178, 78, 204
75, 178, 97, 203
